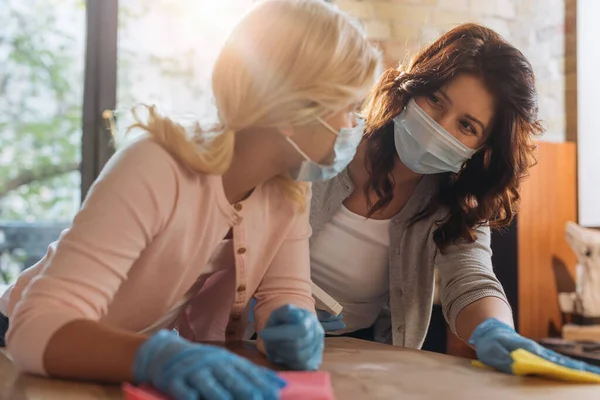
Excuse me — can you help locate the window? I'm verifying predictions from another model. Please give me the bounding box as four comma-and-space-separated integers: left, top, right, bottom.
116, 0, 252, 130
0, 0, 86, 284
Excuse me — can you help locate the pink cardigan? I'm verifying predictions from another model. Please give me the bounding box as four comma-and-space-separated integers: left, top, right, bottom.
1, 137, 315, 375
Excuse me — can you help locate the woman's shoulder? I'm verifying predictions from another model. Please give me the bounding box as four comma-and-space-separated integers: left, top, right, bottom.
113, 135, 189, 171
89, 136, 223, 225
106, 135, 215, 187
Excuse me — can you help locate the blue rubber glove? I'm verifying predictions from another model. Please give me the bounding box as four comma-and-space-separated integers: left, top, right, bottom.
316, 310, 346, 332
134, 330, 286, 400
469, 318, 600, 375
259, 304, 324, 371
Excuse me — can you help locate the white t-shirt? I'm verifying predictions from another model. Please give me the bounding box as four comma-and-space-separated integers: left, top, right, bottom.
311, 205, 390, 334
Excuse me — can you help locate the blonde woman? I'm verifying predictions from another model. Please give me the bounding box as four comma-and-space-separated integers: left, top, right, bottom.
0, 1, 381, 399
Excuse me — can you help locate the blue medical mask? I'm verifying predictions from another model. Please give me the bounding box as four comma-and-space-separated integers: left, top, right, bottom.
393, 99, 477, 174
286, 117, 364, 182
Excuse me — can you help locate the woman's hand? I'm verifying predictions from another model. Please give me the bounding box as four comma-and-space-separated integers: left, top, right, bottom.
316, 310, 346, 332
469, 318, 600, 375
134, 330, 286, 400
259, 304, 324, 371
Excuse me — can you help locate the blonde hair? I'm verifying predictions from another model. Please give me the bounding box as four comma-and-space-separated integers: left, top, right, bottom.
127, 0, 381, 209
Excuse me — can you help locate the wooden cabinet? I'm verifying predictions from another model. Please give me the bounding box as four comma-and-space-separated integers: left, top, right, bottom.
492, 141, 578, 340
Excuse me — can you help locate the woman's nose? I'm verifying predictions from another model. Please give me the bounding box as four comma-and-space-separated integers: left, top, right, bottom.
435, 112, 454, 133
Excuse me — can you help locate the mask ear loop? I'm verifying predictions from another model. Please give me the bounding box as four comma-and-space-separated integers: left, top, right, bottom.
316, 117, 340, 136
285, 117, 340, 162
285, 137, 312, 162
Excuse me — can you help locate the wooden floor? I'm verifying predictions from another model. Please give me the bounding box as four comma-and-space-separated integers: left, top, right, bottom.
1, 337, 600, 399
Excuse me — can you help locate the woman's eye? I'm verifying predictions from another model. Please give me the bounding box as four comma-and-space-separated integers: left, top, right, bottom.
460, 120, 477, 135
428, 94, 441, 105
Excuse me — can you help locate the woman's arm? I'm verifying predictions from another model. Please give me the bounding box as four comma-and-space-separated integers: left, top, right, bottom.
44, 320, 146, 382
436, 224, 513, 342
253, 186, 316, 351
454, 296, 513, 342
7, 138, 179, 378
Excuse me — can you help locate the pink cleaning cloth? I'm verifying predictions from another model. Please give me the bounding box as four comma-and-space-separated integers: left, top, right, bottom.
279, 371, 335, 400
122, 371, 335, 400
122, 383, 168, 400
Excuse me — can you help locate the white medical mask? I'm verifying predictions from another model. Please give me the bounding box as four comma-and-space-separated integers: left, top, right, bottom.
286, 117, 364, 182
393, 99, 477, 174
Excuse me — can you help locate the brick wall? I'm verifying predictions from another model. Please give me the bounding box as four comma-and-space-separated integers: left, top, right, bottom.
565, 0, 576, 142
335, 0, 574, 142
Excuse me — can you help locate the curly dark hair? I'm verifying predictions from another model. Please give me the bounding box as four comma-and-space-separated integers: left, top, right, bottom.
362, 23, 544, 252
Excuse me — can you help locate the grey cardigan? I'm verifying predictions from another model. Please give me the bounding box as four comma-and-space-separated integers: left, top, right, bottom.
310, 170, 509, 348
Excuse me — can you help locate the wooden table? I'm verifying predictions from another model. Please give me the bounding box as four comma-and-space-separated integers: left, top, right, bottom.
2, 337, 600, 399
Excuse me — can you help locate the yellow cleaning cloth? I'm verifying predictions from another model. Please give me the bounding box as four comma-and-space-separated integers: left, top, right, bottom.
472, 348, 600, 383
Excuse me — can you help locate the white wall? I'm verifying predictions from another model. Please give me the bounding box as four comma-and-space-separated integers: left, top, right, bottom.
577, 0, 600, 227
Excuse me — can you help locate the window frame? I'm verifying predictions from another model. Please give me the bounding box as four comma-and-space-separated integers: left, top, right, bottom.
81, 0, 119, 200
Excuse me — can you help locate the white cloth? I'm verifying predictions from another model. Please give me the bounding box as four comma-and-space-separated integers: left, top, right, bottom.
310, 204, 390, 334
140, 239, 234, 334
